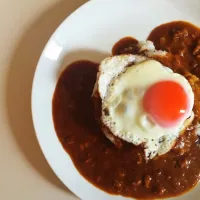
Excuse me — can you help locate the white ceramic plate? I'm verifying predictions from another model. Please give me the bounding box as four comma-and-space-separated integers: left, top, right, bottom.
32, 0, 200, 199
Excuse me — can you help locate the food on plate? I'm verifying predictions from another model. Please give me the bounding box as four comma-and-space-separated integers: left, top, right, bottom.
92, 51, 194, 159
53, 21, 200, 199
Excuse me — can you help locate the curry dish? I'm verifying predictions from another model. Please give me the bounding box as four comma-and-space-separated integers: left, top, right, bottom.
53, 21, 200, 199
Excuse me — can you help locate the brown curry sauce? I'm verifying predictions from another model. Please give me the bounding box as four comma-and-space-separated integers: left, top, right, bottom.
53, 21, 200, 199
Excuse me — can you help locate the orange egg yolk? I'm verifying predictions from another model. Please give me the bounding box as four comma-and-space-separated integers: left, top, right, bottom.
143, 81, 190, 128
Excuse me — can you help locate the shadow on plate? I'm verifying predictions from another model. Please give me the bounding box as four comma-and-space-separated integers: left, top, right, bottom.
57, 49, 110, 78
5, 0, 87, 196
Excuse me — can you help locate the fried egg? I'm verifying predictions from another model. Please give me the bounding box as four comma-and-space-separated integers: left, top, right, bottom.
93, 48, 194, 159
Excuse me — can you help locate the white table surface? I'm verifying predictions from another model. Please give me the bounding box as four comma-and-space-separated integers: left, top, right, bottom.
0, 0, 199, 200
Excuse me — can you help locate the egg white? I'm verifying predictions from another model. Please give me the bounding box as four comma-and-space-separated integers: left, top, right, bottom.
97, 53, 194, 159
